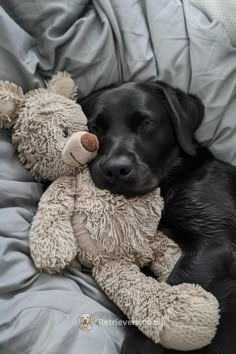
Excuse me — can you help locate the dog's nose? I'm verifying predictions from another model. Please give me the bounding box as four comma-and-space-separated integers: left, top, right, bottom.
103, 156, 133, 181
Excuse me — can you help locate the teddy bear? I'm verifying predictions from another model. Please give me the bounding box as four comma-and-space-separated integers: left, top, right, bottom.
0, 72, 220, 351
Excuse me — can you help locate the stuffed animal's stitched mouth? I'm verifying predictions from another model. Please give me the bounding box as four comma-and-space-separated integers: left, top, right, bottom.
70, 152, 84, 166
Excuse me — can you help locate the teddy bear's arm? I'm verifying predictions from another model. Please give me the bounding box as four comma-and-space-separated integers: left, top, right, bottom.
29, 176, 77, 273
93, 259, 219, 351
150, 231, 182, 281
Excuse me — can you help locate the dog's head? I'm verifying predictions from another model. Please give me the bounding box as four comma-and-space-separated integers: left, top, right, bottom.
81, 81, 204, 197
78, 313, 94, 332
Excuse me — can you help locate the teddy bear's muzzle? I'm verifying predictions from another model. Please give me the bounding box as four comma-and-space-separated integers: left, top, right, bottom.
62, 131, 99, 167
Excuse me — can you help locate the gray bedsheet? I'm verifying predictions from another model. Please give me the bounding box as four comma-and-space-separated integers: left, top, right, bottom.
0, 1, 236, 353
1, 0, 236, 166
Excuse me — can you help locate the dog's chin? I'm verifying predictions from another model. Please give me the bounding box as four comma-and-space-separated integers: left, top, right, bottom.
108, 177, 160, 197
109, 185, 158, 198
89, 166, 160, 197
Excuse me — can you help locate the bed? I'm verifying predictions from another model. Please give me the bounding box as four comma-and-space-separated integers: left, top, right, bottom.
0, 1, 236, 353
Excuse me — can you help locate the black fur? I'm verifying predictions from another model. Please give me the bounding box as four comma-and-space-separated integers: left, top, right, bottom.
80, 81, 236, 354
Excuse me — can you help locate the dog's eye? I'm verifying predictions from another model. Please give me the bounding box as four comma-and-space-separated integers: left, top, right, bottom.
133, 112, 154, 132
90, 114, 108, 136
136, 118, 154, 135
90, 124, 99, 134
62, 128, 69, 138
90, 122, 106, 136
141, 119, 153, 130
142, 120, 151, 127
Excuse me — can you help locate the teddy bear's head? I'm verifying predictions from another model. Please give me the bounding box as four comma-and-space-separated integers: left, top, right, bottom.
0, 72, 98, 181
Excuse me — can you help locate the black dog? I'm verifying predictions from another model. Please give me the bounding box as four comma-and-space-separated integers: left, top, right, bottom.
80, 81, 236, 354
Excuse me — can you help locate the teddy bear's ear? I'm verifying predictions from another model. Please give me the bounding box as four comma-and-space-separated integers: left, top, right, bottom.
47, 72, 78, 101
0, 81, 24, 129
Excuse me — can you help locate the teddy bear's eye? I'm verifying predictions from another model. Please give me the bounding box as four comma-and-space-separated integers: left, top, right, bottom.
62, 128, 69, 138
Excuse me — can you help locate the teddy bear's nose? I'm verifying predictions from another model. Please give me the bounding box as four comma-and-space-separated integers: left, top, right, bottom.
81, 133, 99, 152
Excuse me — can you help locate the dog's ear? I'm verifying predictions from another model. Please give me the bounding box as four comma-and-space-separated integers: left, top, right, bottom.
155, 81, 204, 156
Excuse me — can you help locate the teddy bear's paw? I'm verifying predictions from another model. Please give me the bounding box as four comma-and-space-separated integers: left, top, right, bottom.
30, 232, 78, 274
31, 249, 75, 274
0, 81, 24, 128
159, 283, 220, 351
29, 210, 78, 274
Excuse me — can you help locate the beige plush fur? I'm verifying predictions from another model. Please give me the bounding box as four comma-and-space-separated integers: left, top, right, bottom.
0, 72, 220, 351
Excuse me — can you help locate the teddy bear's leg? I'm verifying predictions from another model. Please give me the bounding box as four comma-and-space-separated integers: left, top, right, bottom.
150, 231, 182, 281
30, 176, 78, 273
93, 259, 219, 351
